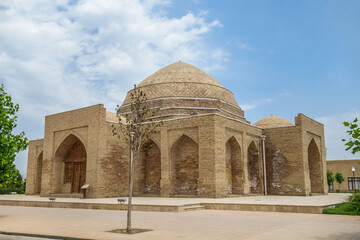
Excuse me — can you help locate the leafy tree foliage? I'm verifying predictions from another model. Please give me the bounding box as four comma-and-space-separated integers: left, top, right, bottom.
112, 84, 163, 233
342, 118, 360, 154
327, 171, 334, 189
0, 83, 28, 188
0, 170, 25, 194
335, 172, 344, 190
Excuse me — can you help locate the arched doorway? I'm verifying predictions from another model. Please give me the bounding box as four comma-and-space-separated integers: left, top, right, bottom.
35, 152, 43, 194
225, 137, 243, 195
54, 134, 87, 193
308, 139, 323, 193
171, 135, 199, 195
136, 139, 161, 195
248, 141, 262, 194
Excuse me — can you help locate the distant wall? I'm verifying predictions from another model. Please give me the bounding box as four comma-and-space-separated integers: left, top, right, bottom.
327, 159, 360, 192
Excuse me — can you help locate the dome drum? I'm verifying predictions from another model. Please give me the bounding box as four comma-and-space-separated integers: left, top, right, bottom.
118, 97, 245, 121
120, 62, 245, 121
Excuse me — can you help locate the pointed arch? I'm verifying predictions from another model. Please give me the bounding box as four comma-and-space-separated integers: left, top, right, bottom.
308, 139, 323, 193
170, 134, 199, 195
248, 141, 262, 194
35, 151, 43, 194
54, 131, 87, 156
170, 133, 198, 149
53, 134, 87, 194
135, 138, 161, 195
225, 136, 243, 195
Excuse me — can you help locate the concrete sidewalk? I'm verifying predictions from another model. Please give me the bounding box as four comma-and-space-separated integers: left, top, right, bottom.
0, 193, 351, 214
0, 205, 359, 240
0, 193, 351, 205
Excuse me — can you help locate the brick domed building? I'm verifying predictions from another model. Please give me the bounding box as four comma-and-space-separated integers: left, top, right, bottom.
26, 62, 327, 198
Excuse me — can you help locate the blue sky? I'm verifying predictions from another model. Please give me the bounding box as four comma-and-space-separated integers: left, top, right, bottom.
0, 0, 359, 176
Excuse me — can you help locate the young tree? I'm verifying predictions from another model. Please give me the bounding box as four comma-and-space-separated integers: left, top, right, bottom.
342, 118, 359, 154
112, 85, 163, 233
327, 171, 334, 191
0, 84, 28, 188
335, 172, 344, 191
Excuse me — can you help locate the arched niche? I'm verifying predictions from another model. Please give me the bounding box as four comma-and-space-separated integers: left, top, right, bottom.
170, 134, 199, 196
226, 136, 243, 195
135, 139, 161, 195
35, 152, 43, 194
308, 139, 323, 193
248, 141, 262, 194
54, 134, 87, 193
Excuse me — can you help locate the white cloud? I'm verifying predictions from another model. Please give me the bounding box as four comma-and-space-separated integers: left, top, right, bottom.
0, 0, 226, 176
316, 111, 360, 160
240, 98, 273, 111
236, 42, 253, 51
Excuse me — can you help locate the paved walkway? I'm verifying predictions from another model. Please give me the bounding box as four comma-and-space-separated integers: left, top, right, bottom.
0, 205, 359, 240
0, 193, 350, 206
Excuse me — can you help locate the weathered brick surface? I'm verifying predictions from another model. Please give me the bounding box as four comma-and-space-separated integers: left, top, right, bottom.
171, 135, 199, 195
135, 140, 161, 195
263, 114, 327, 196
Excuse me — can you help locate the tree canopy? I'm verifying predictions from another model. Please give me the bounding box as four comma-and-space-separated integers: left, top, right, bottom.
342, 118, 360, 154
335, 172, 344, 189
327, 171, 334, 187
0, 83, 28, 187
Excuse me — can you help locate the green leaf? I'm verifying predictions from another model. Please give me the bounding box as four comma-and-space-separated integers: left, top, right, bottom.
0, 83, 28, 187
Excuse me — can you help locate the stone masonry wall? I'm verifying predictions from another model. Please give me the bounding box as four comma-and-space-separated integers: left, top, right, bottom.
295, 113, 327, 195
25, 139, 44, 195
263, 126, 306, 196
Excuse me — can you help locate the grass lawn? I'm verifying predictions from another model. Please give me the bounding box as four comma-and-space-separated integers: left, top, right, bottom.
323, 193, 360, 216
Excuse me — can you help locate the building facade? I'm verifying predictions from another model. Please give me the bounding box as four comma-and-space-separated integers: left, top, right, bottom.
327, 159, 360, 192
25, 62, 328, 198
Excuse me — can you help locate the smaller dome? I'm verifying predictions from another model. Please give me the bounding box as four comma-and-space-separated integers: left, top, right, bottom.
254, 116, 294, 128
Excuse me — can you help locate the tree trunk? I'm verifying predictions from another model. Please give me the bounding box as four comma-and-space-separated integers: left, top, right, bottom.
127, 144, 134, 232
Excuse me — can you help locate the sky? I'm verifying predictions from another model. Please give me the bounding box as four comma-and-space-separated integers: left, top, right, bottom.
0, 0, 359, 177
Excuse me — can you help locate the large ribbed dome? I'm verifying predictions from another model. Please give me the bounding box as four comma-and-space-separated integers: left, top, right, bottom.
254, 116, 294, 128
122, 62, 239, 106
138, 61, 225, 88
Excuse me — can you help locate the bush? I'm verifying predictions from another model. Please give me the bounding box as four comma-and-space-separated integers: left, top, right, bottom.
336, 189, 340, 193
0, 186, 11, 194
0, 173, 26, 194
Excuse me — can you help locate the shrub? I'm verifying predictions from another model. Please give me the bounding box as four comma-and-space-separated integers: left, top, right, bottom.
0, 186, 11, 194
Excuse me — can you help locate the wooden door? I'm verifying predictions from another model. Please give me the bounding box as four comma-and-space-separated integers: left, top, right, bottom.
71, 162, 86, 193
79, 162, 86, 191
72, 163, 81, 193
